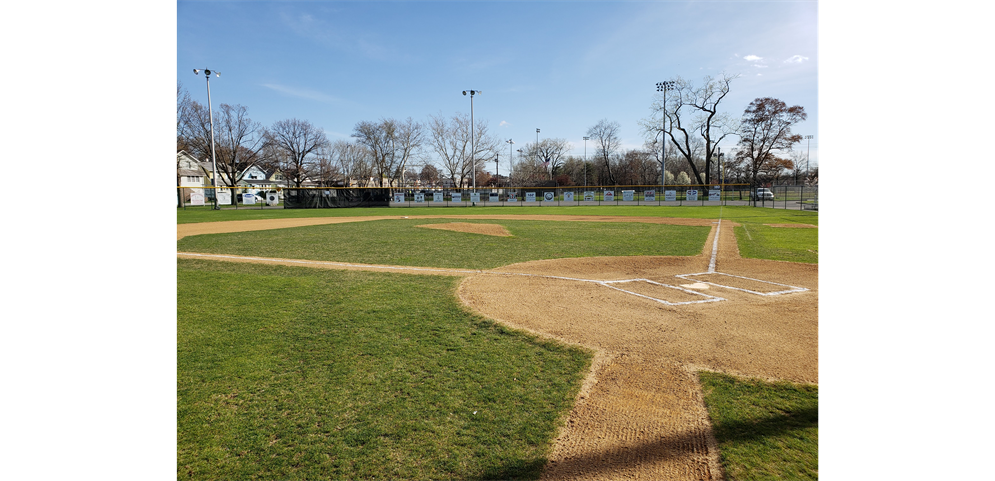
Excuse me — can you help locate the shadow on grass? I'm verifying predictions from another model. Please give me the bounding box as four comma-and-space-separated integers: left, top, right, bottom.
484, 407, 817, 480
712, 406, 818, 442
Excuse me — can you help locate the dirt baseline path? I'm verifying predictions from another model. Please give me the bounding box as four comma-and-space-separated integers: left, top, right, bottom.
177, 215, 817, 480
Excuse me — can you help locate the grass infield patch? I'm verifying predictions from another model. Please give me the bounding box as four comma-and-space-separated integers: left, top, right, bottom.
699, 371, 818, 480
177, 219, 711, 270
178, 259, 591, 480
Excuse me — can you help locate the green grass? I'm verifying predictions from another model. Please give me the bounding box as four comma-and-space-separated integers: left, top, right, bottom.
177, 205, 818, 478
699, 372, 818, 480
735, 223, 818, 264
177, 219, 712, 270
178, 259, 591, 480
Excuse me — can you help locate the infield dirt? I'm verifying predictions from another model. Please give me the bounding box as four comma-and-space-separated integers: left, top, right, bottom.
177, 215, 817, 480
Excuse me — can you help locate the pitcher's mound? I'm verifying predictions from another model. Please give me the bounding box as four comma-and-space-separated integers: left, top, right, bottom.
416, 222, 512, 237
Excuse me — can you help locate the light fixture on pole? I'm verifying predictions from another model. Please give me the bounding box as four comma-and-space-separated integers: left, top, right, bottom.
656, 81, 674, 190
583, 136, 590, 187
506, 139, 514, 185
462, 90, 481, 193
194, 68, 221, 209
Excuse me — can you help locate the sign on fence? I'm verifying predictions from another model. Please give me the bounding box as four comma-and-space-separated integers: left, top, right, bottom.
584, 191, 595, 201
190, 192, 205, 206
508, 192, 517, 201
414, 193, 425, 203
665, 190, 677, 201
433, 192, 443, 202
604, 190, 615, 202
451, 192, 462, 202
543, 192, 555, 201
526, 192, 536, 202
266, 192, 279, 206
622, 190, 634, 202
686, 189, 698, 201
563, 192, 574, 202
489, 193, 499, 202
243, 193, 256, 205
471, 193, 480, 203
394, 193, 405, 203
217, 191, 231, 205
644, 190, 655, 201
708, 189, 720, 201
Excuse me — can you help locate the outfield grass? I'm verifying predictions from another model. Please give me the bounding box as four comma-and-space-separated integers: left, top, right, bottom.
178, 259, 591, 480
699, 372, 819, 480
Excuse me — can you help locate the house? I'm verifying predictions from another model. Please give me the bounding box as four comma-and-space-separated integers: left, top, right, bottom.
176, 150, 214, 202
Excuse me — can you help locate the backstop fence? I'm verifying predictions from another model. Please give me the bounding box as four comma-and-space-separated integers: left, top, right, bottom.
177, 184, 818, 211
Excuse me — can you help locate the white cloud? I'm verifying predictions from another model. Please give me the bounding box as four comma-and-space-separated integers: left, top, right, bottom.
499, 121, 510, 127
744, 55, 763, 62
785, 55, 810, 63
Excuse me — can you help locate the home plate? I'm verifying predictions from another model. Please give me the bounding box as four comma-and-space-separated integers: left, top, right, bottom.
600, 279, 724, 306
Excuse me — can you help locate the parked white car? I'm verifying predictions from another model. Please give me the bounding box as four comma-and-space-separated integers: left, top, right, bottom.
750, 188, 775, 201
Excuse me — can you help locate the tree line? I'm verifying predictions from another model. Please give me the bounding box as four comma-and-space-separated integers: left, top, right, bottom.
177, 74, 811, 191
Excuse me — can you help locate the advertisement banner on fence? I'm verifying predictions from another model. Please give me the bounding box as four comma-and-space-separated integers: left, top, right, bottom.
708, 189, 720, 201
604, 190, 615, 202
686, 189, 698, 201
190, 192, 205, 206
217, 191, 231, 205
451, 192, 462, 202
470, 193, 480, 203
563, 192, 574, 202
414, 193, 425, 203
622, 190, 634, 202
508, 192, 517, 202
243, 193, 256, 205
644, 190, 655, 201
665, 190, 677, 201
394, 193, 405, 203
543, 192, 555, 202
489, 193, 499, 202
584, 191, 595, 201
266, 192, 279, 206
433, 192, 443, 202
526, 192, 536, 202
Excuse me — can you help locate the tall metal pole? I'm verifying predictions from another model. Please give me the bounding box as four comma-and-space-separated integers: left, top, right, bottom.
462, 90, 481, 193
536, 128, 542, 179
656, 81, 674, 191
583, 136, 590, 187
195, 68, 221, 209
506, 139, 514, 186
805, 135, 814, 177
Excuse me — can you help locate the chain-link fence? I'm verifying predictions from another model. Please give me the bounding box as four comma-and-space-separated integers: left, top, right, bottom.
177, 184, 818, 210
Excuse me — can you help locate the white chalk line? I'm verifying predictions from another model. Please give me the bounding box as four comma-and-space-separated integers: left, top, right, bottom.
675, 272, 809, 296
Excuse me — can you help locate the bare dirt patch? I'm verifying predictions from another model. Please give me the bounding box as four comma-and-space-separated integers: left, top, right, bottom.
177, 214, 817, 480
415, 222, 512, 237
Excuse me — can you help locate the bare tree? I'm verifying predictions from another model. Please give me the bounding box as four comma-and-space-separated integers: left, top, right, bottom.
176, 82, 194, 154
586, 119, 623, 185
427, 112, 496, 188
268, 118, 329, 188
735, 97, 806, 196
210, 104, 268, 189
352, 117, 425, 187
641, 73, 739, 187
330, 140, 371, 187
419, 163, 441, 187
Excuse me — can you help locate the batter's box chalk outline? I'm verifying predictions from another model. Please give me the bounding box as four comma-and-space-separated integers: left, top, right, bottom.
674, 272, 809, 296
487, 272, 725, 306
599, 278, 726, 306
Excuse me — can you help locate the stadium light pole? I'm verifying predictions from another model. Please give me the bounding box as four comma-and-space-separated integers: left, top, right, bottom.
656, 81, 674, 191
583, 136, 590, 187
194, 68, 221, 209
462, 90, 481, 193
804, 135, 814, 177
506, 139, 514, 186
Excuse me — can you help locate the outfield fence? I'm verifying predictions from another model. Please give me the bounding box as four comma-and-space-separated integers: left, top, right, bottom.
177, 184, 818, 211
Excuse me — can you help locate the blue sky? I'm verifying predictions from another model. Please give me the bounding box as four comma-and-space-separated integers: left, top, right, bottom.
177, 0, 818, 173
